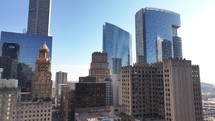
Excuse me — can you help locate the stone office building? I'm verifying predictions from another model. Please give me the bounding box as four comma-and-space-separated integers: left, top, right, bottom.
121, 59, 203, 121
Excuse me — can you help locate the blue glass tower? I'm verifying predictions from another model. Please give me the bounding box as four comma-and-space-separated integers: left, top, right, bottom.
0, 31, 52, 70
0, 31, 52, 90
136, 7, 182, 64
103, 22, 132, 74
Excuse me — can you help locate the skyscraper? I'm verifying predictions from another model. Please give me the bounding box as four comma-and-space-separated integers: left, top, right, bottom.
31, 42, 52, 100
121, 59, 203, 121
0, 0, 52, 90
27, 0, 51, 36
103, 22, 132, 74
136, 7, 182, 64
8, 43, 53, 121
89, 52, 110, 82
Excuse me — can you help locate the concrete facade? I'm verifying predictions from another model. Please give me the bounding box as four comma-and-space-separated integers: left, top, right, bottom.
121, 59, 203, 121
12, 102, 52, 121
0, 77, 19, 121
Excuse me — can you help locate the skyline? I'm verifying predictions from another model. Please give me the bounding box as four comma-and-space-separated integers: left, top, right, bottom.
0, 0, 215, 83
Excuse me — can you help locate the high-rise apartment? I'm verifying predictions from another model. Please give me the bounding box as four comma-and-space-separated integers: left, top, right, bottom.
103, 22, 132, 74
135, 8, 182, 64
121, 59, 203, 121
31, 42, 52, 100
27, 0, 51, 36
89, 52, 110, 82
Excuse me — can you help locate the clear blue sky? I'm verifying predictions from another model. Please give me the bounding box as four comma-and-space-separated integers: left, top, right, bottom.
0, 0, 215, 83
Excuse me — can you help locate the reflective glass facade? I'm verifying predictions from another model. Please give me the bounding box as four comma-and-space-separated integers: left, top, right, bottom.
173, 36, 182, 58
136, 7, 181, 63
162, 39, 172, 60
103, 22, 132, 74
27, 0, 51, 36
0, 31, 52, 71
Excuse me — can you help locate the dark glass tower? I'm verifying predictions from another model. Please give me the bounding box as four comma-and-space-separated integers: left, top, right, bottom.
103, 22, 132, 74
2, 42, 20, 60
27, 0, 51, 36
136, 7, 182, 64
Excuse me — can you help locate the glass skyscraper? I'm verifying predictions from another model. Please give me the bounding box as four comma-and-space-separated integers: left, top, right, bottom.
27, 0, 51, 36
0, 0, 52, 91
0, 31, 52, 70
136, 7, 182, 64
103, 22, 132, 74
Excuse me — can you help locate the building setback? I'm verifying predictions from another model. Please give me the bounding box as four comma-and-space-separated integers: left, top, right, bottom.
121, 59, 203, 121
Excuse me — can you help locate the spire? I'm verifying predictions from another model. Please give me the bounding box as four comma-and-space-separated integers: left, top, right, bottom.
40, 41, 49, 52
38, 41, 50, 61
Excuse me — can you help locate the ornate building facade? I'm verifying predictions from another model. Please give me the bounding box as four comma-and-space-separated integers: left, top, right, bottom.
31, 42, 52, 101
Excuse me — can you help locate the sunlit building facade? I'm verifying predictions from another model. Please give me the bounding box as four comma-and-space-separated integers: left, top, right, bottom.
136, 7, 182, 64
